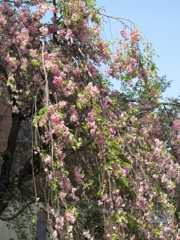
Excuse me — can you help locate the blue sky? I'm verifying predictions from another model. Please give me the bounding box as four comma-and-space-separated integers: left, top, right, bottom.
96, 0, 180, 98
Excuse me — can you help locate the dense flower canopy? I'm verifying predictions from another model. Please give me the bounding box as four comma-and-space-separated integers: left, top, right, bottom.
0, 0, 179, 239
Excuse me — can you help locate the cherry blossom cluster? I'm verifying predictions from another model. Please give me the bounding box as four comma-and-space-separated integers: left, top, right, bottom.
0, 0, 179, 239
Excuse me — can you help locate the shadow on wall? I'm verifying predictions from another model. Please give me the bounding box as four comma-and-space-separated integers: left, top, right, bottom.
0, 207, 48, 240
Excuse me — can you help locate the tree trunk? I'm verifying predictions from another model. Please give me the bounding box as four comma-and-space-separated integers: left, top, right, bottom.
0, 113, 22, 214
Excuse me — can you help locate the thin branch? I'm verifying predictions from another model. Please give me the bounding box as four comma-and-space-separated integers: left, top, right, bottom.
99, 13, 138, 31
40, 40, 49, 106
118, 97, 180, 107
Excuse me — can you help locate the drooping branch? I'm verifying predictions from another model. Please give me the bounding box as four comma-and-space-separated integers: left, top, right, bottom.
118, 97, 180, 107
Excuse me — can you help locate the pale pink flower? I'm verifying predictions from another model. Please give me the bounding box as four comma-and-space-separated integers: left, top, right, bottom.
50, 5, 58, 13
63, 19, 71, 26
129, 29, 140, 43
39, 3, 48, 15
51, 113, 60, 124
44, 60, 52, 68
65, 29, 73, 40
90, 128, 96, 136
120, 29, 127, 39
173, 120, 180, 132
48, 24, 58, 34
12, 105, 19, 114
51, 65, 59, 74
55, 217, 64, 230
73, 68, 81, 76
58, 29, 65, 38
74, 167, 83, 185
14, 1, 21, 7
62, 131, 69, 137
82, 94, 89, 104
49, 105, 55, 114
98, 150, 105, 160
121, 166, 130, 176
115, 196, 123, 206
44, 155, 52, 165
53, 76, 63, 86
66, 210, 76, 224
59, 101, 67, 108
52, 230, 57, 239
39, 26, 49, 36
63, 64, 72, 73
39, 116, 47, 127
60, 71, 66, 79
70, 114, 78, 122
126, 64, 134, 74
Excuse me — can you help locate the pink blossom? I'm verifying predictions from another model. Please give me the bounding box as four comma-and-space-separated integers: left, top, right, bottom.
63, 19, 71, 26
29, 49, 37, 57
62, 131, 69, 137
51, 113, 60, 125
66, 210, 76, 224
60, 176, 71, 192
74, 167, 83, 185
39, 116, 47, 127
44, 155, 52, 165
81, 94, 89, 104
73, 67, 81, 76
48, 24, 58, 34
115, 196, 123, 206
50, 5, 58, 13
55, 217, 64, 230
38, 3, 48, 15
60, 71, 66, 79
87, 63, 97, 77
16, 29, 29, 46
90, 85, 99, 96
86, 82, 100, 97
98, 150, 105, 160
63, 64, 72, 73
65, 29, 73, 40
58, 150, 66, 162
58, 29, 65, 38
126, 64, 134, 74
49, 105, 56, 114
52, 230, 57, 239
129, 29, 141, 43
59, 101, 67, 109
45, 60, 52, 68
53, 76, 63, 86
12, 105, 19, 113
168, 166, 177, 178
121, 166, 130, 176
14, 1, 21, 7
70, 114, 78, 122
39, 26, 49, 36
173, 120, 180, 132
51, 65, 59, 74
90, 128, 96, 136
120, 29, 127, 39
0, 15, 7, 27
